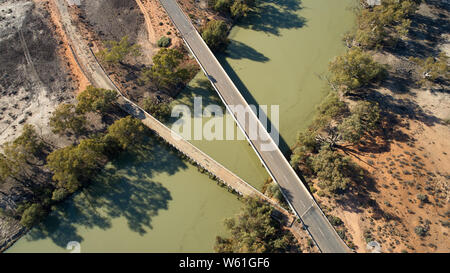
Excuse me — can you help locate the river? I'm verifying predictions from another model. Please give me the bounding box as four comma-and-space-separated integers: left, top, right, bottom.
7, 0, 355, 252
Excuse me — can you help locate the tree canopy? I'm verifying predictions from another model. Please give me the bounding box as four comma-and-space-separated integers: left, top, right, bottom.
46, 138, 106, 194
214, 197, 300, 253
211, 0, 257, 19
201, 20, 229, 52
49, 103, 86, 136
140, 48, 191, 90
142, 97, 171, 122
347, 0, 420, 49
329, 48, 386, 92
76, 86, 118, 114
409, 52, 449, 86
106, 116, 147, 150
99, 36, 141, 64
311, 147, 355, 193
338, 101, 381, 145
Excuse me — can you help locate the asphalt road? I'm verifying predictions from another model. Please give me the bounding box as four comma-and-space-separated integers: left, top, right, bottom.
159, 0, 350, 253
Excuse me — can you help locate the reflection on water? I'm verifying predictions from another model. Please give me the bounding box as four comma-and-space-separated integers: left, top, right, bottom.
8, 0, 355, 252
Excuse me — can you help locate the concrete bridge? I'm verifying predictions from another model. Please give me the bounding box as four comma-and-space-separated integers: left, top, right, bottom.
158, 0, 350, 253
53, 0, 296, 231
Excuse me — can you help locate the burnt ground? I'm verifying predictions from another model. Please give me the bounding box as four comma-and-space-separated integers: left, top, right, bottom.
0, 0, 81, 251
0, 0, 77, 146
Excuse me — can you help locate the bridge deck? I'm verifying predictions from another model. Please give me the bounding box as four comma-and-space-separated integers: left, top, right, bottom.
158, 0, 349, 253
53, 0, 291, 226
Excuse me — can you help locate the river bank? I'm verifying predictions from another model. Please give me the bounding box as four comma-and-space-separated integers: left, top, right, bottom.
5, 0, 356, 253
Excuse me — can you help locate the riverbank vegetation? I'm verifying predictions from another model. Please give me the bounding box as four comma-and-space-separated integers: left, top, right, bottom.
214, 197, 300, 253
291, 0, 450, 252
0, 86, 151, 229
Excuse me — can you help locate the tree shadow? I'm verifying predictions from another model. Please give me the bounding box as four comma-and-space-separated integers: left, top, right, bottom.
385, 7, 449, 58
225, 40, 269, 62
24, 142, 187, 248
238, 0, 307, 36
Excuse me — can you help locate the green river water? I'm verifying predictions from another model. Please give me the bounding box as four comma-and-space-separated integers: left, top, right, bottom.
7, 0, 355, 252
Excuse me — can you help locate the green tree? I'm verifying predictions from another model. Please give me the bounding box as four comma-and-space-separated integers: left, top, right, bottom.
13, 124, 45, 157
214, 197, 300, 253
98, 36, 141, 64
46, 138, 106, 193
230, 0, 251, 18
312, 91, 347, 130
0, 153, 16, 184
142, 97, 171, 122
20, 203, 46, 228
76, 86, 118, 114
311, 147, 354, 193
140, 48, 191, 90
106, 116, 147, 150
49, 103, 86, 136
201, 20, 229, 52
349, 0, 419, 49
338, 101, 381, 145
409, 52, 449, 86
157, 36, 172, 48
329, 48, 386, 92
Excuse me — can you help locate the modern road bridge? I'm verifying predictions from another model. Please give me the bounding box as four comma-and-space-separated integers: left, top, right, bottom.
53, 0, 296, 233
158, 0, 350, 253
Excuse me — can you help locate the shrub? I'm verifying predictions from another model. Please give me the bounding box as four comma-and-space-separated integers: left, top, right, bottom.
329, 48, 387, 92
201, 20, 229, 52
20, 203, 46, 228
157, 36, 172, 48
414, 225, 429, 237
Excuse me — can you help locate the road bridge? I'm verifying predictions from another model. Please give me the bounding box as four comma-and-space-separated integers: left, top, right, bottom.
158, 0, 350, 253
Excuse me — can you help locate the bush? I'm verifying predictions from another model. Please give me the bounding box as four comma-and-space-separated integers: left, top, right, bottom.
329, 48, 387, 92
98, 36, 141, 64
76, 86, 118, 114
49, 103, 86, 136
201, 20, 229, 52
20, 203, 46, 228
157, 36, 171, 48
327, 215, 343, 226
142, 97, 171, 122
140, 48, 192, 90
414, 225, 429, 237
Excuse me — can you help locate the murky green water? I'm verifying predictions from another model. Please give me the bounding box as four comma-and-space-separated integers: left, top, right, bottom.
7, 0, 355, 252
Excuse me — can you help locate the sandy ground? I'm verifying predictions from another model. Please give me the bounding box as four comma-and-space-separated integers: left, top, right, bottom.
312, 3, 450, 253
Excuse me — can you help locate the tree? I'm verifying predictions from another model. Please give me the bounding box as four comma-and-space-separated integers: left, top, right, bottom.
12, 124, 45, 157
76, 86, 118, 114
311, 147, 354, 193
201, 20, 229, 52
338, 101, 381, 145
312, 91, 347, 130
329, 48, 387, 92
140, 48, 191, 90
409, 52, 449, 86
142, 97, 171, 122
98, 36, 141, 65
211, 0, 256, 18
49, 103, 86, 136
0, 153, 16, 184
214, 197, 300, 253
46, 138, 106, 193
349, 0, 419, 49
157, 36, 172, 48
20, 203, 46, 228
230, 0, 251, 18
106, 116, 147, 150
